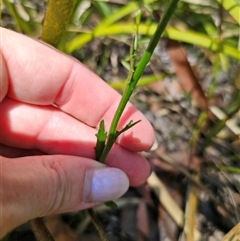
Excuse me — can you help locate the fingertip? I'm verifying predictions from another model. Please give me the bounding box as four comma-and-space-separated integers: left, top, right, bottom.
118, 113, 155, 152
129, 157, 151, 187
83, 167, 129, 203
106, 145, 151, 187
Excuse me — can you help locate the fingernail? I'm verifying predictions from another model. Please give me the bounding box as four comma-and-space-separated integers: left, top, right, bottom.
83, 167, 129, 203
148, 136, 159, 152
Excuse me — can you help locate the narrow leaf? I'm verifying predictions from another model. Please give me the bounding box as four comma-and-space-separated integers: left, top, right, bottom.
216, 0, 240, 25
109, 73, 165, 89
105, 201, 118, 209
116, 120, 141, 137
95, 120, 107, 161
3, 0, 32, 34
65, 25, 240, 60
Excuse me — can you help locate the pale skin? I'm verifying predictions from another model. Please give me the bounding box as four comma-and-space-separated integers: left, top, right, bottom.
0, 27, 155, 237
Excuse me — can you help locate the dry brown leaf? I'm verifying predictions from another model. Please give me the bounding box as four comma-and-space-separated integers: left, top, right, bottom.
184, 172, 200, 241
147, 172, 201, 240
221, 222, 240, 241
166, 39, 208, 111
44, 215, 78, 241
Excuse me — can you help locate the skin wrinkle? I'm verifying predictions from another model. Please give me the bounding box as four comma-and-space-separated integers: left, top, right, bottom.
34, 53, 64, 103
28, 57, 58, 104
19, 55, 31, 83
35, 109, 62, 152
48, 160, 67, 214
28, 159, 48, 218
19, 156, 45, 219
4, 41, 36, 99
45, 112, 63, 138
4, 159, 34, 219
37, 53, 58, 102
40, 158, 69, 216
31, 106, 44, 149
33, 158, 57, 216
55, 61, 116, 128
35, 107, 92, 155
54, 61, 80, 108
1, 33, 13, 63
93, 96, 113, 128
89, 86, 115, 128
34, 106, 54, 151
3, 46, 32, 101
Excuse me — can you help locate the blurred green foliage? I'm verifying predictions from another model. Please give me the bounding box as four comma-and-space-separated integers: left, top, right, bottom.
2, 1, 240, 55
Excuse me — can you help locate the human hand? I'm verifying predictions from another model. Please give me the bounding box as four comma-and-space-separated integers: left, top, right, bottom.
0, 27, 154, 237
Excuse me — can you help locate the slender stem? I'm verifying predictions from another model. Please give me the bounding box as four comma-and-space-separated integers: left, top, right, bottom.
89, 1, 180, 241
29, 218, 55, 241
99, 0, 180, 163
87, 209, 110, 241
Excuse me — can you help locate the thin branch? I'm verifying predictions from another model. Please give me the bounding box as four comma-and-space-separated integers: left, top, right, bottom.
29, 218, 55, 241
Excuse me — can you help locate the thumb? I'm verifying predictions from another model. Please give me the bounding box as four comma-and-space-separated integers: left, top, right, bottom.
1, 155, 129, 237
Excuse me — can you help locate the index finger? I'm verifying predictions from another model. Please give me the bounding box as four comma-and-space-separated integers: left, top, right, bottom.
0, 27, 154, 151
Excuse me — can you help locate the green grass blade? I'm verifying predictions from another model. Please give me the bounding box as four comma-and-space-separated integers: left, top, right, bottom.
65, 24, 240, 60
216, 0, 240, 25
217, 165, 240, 174
94, 0, 156, 31
3, 0, 32, 34
92, 0, 112, 18
109, 73, 165, 89
165, 28, 240, 60
65, 0, 156, 51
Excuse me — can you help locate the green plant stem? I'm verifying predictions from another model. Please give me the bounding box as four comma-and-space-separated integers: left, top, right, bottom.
98, 0, 180, 163
91, 1, 180, 240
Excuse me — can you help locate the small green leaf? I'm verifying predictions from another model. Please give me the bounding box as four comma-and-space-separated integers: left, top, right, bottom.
116, 120, 141, 137
135, 10, 142, 25
95, 120, 107, 161
121, 60, 130, 71
0, 232, 11, 241
105, 200, 118, 209
111, 120, 141, 145
217, 165, 240, 174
